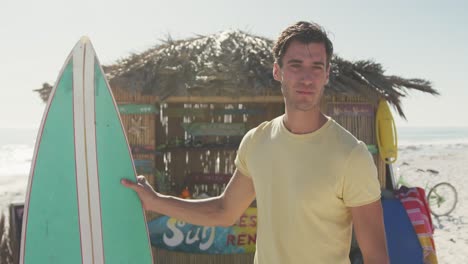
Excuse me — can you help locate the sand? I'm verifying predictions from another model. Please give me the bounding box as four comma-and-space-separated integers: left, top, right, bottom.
396, 143, 468, 263
1, 143, 466, 263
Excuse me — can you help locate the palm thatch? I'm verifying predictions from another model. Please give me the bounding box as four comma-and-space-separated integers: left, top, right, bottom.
329, 57, 436, 118
36, 30, 438, 118
105, 30, 277, 99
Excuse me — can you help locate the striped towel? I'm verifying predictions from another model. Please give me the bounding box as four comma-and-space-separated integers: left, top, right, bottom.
395, 186, 438, 264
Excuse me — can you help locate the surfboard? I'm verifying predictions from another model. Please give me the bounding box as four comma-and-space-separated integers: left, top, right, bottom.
376, 99, 398, 164
20, 37, 153, 264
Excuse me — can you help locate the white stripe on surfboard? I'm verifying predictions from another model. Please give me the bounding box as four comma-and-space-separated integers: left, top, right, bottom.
19, 51, 76, 264
73, 38, 94, 264
83, 39, 105, 264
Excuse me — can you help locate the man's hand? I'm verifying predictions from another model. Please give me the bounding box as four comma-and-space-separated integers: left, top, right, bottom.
121, 175, 157, 211
120, 170, 255, 227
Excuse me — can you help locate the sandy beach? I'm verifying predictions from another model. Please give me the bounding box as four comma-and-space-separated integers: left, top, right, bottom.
396, 143, 468, 263
0, 142, 467, 263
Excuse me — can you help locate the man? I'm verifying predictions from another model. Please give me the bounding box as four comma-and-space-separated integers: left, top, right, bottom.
121, 21, 389, 264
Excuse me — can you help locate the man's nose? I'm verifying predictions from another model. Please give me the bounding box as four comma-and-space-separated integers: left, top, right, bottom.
301, 70, 315, 85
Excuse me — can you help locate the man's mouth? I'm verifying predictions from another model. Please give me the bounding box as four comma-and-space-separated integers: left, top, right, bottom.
296, 90, 314, 95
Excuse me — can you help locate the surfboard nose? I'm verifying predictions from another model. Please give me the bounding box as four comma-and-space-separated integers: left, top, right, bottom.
80, 36, 91, 44
72, 36, 97, 61
71, 36, 94, 55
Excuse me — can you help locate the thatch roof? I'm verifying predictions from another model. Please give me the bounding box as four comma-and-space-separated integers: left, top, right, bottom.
105, 30, 277, 99
36, 30, 438, 118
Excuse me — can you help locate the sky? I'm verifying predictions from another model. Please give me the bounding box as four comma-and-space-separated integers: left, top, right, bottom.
1, 0, 467, 130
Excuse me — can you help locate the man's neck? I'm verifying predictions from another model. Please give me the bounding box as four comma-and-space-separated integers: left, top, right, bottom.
282, 109, 327, 134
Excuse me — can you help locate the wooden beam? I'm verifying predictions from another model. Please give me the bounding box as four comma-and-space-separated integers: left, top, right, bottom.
151, 96, 283, 103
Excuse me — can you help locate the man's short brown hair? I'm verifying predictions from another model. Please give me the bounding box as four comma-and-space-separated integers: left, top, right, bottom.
273, 21, 333, 67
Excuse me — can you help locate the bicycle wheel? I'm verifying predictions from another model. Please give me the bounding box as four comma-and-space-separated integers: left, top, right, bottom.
427, 182, 458, 217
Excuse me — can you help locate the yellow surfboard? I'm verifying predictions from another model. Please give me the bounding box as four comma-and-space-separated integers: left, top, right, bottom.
376, 99, 398, 164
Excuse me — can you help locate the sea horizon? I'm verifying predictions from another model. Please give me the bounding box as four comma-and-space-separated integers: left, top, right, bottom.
0, 125, 467, 181
397, 126, 468, 146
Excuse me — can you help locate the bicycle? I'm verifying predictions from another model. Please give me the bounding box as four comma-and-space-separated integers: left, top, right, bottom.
395, 169, 458, 217
426, 182, 458, 217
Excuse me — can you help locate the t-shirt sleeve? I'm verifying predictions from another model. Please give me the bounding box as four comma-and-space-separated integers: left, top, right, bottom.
342, 142, 381, 207
234, 128, 255, 178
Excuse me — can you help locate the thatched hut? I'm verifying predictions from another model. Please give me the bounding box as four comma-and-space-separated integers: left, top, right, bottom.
35, 30, 438, 263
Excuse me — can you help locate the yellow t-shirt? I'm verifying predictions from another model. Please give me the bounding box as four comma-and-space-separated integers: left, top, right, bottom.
235, 115, 381, 264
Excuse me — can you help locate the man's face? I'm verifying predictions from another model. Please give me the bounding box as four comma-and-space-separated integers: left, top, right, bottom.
273, 40, 330, 112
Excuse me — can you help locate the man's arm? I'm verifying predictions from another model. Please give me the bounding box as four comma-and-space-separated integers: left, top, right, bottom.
121, 169, 255, 227
350, 200, 389, 264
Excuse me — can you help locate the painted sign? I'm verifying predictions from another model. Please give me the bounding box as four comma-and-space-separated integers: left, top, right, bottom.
328, 103, 374, 117
148, 207, 257, 254
181, 123, 245, 136
118, 104, 158, 114
134, 159, 154, 173
188, 173, 232, 185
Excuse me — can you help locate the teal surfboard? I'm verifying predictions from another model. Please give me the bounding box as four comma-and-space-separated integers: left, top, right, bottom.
20, 37, 153, 264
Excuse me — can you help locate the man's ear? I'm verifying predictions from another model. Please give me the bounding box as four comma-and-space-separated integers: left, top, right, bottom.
325, 64, 331, 85
273, 62, 282, 82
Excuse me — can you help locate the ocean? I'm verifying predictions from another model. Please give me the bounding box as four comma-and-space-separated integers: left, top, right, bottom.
1, 126, 468, 177
0, 128, 36, 212
397, 126, 468, 146
1, 126, 468, 212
